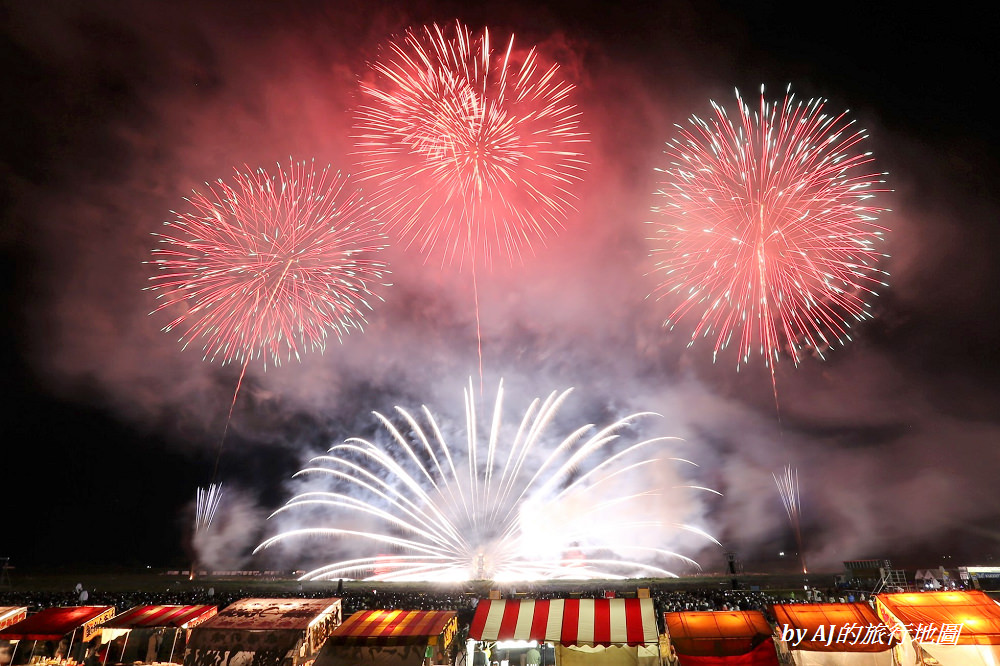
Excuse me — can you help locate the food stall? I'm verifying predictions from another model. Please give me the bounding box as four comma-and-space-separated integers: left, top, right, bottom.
0, 606, 116, 665
313, 609, 458, 666
99, 605, 218, 664
771, 602, 895, 665
0, 609, 29, 666
183, 598, 341, 666
469, 598, 660, 666
662, 610, 779, 666
875, 590, 1000, 665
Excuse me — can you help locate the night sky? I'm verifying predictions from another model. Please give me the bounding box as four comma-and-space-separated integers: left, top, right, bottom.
2, 0, 999, 574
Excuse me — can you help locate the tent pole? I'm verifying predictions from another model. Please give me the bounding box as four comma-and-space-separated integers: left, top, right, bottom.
7, 640, 18, 666
121, 630, 131, 663
67, 628, 78, 662
168, 628, 180, 663
101, 636, 112, 666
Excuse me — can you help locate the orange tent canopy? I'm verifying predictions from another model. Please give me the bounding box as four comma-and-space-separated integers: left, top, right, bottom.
771, 602, 894, 652
664, 611, 773, 657
326, 610, 456, 646
876, 590, 1000, 646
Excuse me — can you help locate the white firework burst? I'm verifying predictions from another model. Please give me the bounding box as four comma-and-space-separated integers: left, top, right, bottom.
255, 380, 721, 581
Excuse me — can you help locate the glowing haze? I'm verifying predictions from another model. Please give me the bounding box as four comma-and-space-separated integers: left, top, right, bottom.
256, 380, 721, 581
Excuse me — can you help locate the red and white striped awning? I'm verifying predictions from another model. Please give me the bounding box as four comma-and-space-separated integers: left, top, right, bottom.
469, 598, 658, 647
102, 605, 218, 629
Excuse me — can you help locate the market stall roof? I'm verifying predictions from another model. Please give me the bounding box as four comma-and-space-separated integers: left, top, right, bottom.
469, 598, 657, 647
0, 608, 28, 631
0, 607, 116, 641
186, 597, 342, 655
876, 590, 1000, 645
197, 598, 341, 631
325, 610, 455, 647
101, 605, 218, 630
771, 602, 895, 652
663, 610, 775, 657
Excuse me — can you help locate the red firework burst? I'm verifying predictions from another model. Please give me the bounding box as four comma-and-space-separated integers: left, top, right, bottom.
148, 159, 390, 368
354, 20, 587, 268
649, 85, 890, 367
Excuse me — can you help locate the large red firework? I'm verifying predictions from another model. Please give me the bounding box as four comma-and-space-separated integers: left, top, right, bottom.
649, 85, 890, 367
148, 160, 390, 368
354, 20, 587, 268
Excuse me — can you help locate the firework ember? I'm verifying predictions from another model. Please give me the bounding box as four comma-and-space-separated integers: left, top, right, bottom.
354, 20, 587, 268
148, 159, 391, 368
648, 85, 890, 368
255, 380, 720, 582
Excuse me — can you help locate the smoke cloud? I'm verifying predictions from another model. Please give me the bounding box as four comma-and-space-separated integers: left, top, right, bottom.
4, 0, 999, 573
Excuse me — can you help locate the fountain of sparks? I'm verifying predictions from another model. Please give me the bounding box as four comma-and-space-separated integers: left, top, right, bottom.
190, 483, 224, 580
256, 380, 721, 581
773, 465, 806, 574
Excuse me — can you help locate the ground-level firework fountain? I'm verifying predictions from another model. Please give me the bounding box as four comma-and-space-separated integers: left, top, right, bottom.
256, 380, 721, 581
190, 483, 223, 580
773, 465, 806, 574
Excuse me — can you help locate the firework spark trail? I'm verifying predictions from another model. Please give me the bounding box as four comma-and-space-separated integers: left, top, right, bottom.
255, 380, 721, 582
147, 159, 391, 479
195, 483, 224, 533
648, 85, 890, 377
773, 465, 806, 574
190, 483, 224, 580
354, 21, 587, 392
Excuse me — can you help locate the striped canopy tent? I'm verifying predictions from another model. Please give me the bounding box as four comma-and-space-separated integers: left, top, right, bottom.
99, 605, 218, 665
0, 606, 115, 642
314, 610, 458, 666
663, 611, 778, 666
771, 603, 895, 666
0, 607, 28, 666
0, 608, 28, 632
0, 606, 116, 665
103, 606, 217, 630
470, 598, 659, 666
184, 598, 342, 666
875, 590, 1000, 666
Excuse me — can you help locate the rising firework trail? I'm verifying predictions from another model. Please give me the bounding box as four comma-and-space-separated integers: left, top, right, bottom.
354, 21, 587, 391
648, 85, 890, 408
773, 465, 806, 574
255, 380, 721, 582
148, 159, 391, 477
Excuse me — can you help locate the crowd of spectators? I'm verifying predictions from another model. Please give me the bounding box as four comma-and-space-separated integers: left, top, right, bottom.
0, 579, 898, 666
0, 578, 861, 619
